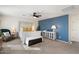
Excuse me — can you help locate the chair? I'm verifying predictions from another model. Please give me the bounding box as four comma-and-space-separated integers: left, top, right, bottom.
0, 29, 12, 42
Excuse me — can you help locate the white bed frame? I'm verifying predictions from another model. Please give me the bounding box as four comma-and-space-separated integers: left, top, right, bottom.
19, 31, 42, 46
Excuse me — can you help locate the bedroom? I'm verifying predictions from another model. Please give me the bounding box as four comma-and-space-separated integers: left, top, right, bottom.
0, 5, 79, 54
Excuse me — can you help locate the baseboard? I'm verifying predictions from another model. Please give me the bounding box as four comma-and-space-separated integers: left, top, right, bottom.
56, 39, 72, 44
71, 40, 79, 42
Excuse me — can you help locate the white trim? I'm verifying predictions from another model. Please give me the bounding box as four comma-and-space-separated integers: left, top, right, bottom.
56, 39, 72, 44
69, 14, 72, 44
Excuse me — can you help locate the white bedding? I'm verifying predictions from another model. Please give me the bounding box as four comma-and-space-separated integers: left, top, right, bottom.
19, 31, 42, 46
26, 36, 42, 41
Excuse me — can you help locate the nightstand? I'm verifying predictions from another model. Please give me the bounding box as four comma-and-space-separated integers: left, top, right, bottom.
11, 32, 18, 39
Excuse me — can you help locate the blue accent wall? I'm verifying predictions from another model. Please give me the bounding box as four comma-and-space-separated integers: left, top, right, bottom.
38, 15, 69, 42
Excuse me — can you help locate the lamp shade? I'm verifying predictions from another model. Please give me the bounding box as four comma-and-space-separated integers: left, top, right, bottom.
11, 25, 16, 33
51, 25, 56, 29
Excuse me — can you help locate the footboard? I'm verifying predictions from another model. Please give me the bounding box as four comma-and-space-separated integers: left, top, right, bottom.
29, 38, 42, 46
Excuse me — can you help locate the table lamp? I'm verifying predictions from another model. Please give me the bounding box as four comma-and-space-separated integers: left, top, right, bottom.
51, 25, 56, 32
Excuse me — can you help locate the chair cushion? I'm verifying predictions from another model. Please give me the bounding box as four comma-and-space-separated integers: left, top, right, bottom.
3, 32, 10, 37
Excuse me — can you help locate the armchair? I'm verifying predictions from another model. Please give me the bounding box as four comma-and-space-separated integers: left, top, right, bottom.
0, 29, 12, 42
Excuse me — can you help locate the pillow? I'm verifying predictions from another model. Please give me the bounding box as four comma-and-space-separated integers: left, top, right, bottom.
3, 32, 10, 37
23, 27, 33, 32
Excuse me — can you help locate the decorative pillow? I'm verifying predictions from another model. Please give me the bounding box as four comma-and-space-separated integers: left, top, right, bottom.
23, 26, 33, 32
3, 32, 10, 37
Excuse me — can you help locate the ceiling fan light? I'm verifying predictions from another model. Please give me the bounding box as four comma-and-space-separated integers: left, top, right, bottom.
33, 16, 37, 18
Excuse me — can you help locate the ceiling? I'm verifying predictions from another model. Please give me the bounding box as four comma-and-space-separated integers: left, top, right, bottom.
0, 5, 73, 19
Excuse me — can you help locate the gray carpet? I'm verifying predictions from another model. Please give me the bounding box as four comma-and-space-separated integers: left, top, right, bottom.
0, 38, 79, 54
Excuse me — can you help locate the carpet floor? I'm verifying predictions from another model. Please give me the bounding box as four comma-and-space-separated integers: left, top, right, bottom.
0, 38, 79, 54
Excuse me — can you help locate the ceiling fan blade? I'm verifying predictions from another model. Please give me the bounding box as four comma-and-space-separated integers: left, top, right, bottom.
33, 12, 42, 18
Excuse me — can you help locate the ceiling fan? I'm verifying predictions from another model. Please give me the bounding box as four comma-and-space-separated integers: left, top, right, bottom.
33, 12, 41, 18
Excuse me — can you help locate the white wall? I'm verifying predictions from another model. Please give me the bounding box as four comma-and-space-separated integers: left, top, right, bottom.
1, 11, 79, 42
1, 6, 79, 42
69, 12, 79, 42
0, 15, 38, 32
0, 20, 1, 28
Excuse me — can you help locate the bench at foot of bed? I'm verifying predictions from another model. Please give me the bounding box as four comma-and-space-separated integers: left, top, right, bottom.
25, 37, 42, 46
29, 38, 42, 46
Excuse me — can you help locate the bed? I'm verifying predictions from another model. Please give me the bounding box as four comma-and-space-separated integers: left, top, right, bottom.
19, 31, 42, 46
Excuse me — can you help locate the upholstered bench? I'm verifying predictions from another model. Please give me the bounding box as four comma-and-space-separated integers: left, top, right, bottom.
25, 36, 42, 46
